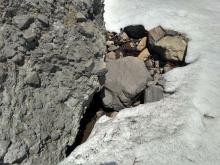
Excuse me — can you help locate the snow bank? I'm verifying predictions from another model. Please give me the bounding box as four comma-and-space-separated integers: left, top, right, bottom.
59, 0, 220, 164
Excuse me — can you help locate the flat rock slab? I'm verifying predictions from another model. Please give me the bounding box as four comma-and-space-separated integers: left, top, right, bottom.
102, 56, 152, 110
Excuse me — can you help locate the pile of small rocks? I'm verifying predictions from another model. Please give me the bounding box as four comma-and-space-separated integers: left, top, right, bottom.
102, 25, 188, 111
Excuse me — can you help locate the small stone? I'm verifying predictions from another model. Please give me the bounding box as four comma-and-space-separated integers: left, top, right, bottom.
148, 26, 166, 45
137, 37, 147, 51
13, 15, 34, 30
144, 85, 164, 103
37, 14, 49, 27
145, 60, 153, 69
138, 48, 150, 61
84, 60, 95, 72
108, 45, 119, 52
91, 61, 108, 76
23, 29, 37, 42
163, 66, 172, 73
155, 36, 187, 62
12, 54, 24, 65
76, 12, 87, 22
3, 46, 16, 58
105, 51, 118, 62
121, 32, 129, 41
25, 71, 41, 87
106, 40, 114, 47
124, 25, 146, 39
155, 61, 160, 68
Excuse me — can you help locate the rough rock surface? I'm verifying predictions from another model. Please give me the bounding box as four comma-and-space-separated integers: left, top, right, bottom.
144, 85, 164, 103
0, 0, 105, 164
102, 56, 152, 111
155, 36, 187, 62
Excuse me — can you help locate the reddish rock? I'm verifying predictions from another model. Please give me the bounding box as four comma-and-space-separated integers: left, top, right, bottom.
137, 37, 147, 51
138, 48, 150, 61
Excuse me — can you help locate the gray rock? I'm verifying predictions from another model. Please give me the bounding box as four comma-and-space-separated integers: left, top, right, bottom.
3, 46, 16, 58
108, 45, 119, 52
102, 57, 152, 110
144, 85, 164, 103
12, 54, 24, 65
37, 14, 49, 27
0, 140, 11, 159
76, 12, 87, 22
23, 29, 37, 42
0, 0, 106, 164
25, 71, 41, 87
154, 36, 187, 62
13, 15, 34, 30
4, 141, 28, 164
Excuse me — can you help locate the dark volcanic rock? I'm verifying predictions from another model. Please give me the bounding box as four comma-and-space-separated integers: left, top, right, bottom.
124, 25, 147, 39
0, 0, 106, 164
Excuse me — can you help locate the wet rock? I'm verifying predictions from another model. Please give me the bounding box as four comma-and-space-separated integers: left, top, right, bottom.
124, 25, 146, 39
155, 36, 187, 62
102, 56, 152, 110
37, 14, 49, 27
25, 71, 41, 87
137, 37, 147, 51
148, 26, 166, 45
138, 48, 150, 61
144, 85, 164, 103
13, 15, 34, 30
76, 12, 87, 22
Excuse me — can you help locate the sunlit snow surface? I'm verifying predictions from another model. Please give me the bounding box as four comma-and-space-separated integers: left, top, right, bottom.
60, 1, 220, 165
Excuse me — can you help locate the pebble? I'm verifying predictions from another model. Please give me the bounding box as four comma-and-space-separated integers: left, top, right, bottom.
108, 45, 119, 52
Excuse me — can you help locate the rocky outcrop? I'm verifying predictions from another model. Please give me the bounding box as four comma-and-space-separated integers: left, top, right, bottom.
101, 57, 152, 111
0, 0, 105, 164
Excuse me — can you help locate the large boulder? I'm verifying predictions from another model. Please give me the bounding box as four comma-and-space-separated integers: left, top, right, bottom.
102, 56, 152, 111
154, 36, 187, 62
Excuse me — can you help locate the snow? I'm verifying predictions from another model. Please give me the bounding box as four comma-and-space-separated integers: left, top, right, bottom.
59, 0, 220, 164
